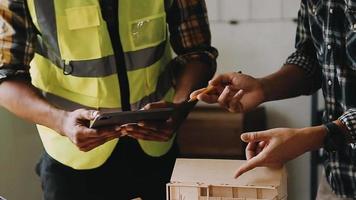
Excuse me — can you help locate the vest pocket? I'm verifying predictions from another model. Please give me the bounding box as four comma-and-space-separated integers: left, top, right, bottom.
57, 5, 108, 61
66, 6, 100, 30
129, 13, 167, 51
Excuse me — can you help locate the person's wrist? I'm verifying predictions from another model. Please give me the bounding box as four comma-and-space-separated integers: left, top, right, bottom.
298, 126, 328, 151
53, 109, 69, 136
257, 77, 269, 103
323, 120, 351, 152
334, 119, 349, 135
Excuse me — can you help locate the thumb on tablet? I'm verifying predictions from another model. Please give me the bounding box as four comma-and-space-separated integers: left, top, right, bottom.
143, 101, 170, 110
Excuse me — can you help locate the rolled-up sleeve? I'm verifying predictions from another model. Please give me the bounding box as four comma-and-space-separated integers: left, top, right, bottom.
166, 0, 218, 70
285, 0, 322, 94
339, 109, 356, 141
0, 0, 35, 82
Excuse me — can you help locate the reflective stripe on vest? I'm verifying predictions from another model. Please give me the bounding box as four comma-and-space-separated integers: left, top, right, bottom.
36, 61, 175, 112
35, 32, 168, 74
27, 0, 176, 169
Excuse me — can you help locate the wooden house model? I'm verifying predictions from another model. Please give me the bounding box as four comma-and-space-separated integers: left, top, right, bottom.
167, 159, 287, 200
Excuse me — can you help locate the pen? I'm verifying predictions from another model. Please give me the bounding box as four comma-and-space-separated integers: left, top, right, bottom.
188, 71, 242, 102
188, 85, 215, 102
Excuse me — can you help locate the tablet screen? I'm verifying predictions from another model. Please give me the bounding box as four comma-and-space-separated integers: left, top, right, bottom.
90, 107, 174, 128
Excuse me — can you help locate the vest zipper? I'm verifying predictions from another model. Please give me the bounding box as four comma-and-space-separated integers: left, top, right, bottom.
100, 0, 131, 111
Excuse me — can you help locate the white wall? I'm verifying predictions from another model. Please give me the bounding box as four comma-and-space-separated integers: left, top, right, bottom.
206, 1, 312, 200
0, 108, 42, 200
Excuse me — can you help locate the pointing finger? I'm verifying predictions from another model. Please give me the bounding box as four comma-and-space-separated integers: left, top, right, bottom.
241, 131, 270, 143
234, 155, 264, 178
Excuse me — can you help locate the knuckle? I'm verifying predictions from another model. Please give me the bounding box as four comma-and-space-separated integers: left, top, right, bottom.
75, 131, 84, 137
232, 96, 240, 102
251, 132, 257, 141
76, 108, 86, 113
72, 137, 79, 145
218, 99, 226, 107
144, 104, 152, 110
74, 133, 83, 142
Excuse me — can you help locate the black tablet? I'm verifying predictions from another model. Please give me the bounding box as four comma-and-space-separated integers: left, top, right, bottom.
89, 107, 174, 128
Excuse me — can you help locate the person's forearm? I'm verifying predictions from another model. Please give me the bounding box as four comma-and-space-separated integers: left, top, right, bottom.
259, 64, 315, 102
0, 79, 66, 134
299, 119, 352, 152
299, 125, 327, 151
173, 61, 215, 103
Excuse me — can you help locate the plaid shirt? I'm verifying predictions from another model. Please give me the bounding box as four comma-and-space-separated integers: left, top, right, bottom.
286, 0, 356, 197
0, 0, 217, 80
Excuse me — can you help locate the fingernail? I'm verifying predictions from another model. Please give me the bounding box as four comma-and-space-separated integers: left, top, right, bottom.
115, 126, 121, 131
234, 172, 241, 179
241, 133, 248, 141
92, 111, 99, 118
138, 122, 144, 127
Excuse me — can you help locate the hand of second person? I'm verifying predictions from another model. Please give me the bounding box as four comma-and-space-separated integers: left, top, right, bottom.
121, 101, 187, 141
234, 126, 327, 178
190, 72, 265, 113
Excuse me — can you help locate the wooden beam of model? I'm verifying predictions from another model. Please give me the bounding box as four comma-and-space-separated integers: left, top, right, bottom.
167, 159, 287, 200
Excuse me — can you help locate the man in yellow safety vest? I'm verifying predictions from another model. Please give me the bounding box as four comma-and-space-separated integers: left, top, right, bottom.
0, 0, 217, 199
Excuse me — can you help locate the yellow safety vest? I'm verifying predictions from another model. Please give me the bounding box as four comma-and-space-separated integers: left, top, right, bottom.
26, 0, 175, 169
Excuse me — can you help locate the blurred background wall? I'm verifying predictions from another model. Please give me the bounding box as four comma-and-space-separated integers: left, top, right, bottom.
205, 0, 311, 199
0, 109, 42, 199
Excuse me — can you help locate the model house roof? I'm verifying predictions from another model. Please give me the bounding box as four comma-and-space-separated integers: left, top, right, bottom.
170, 159, 286, 189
